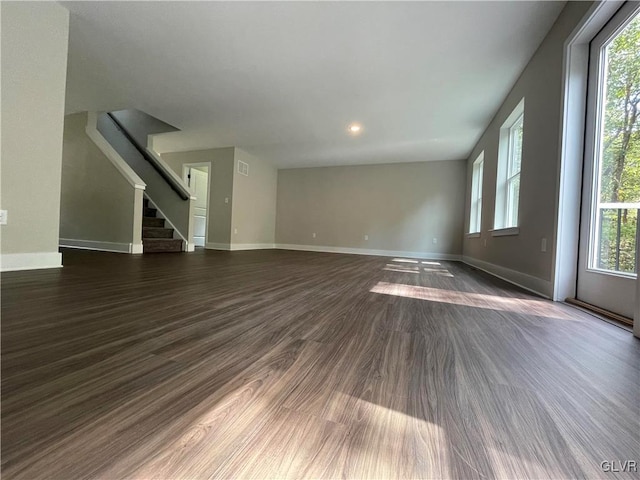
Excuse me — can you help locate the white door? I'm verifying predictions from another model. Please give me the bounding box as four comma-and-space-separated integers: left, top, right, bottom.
577, 3, 640, 319
186, 167, 208, 247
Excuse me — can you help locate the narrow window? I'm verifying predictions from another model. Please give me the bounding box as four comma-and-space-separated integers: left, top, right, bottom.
495, 99, 525, 229
469, 152, 484, 233
588, 12, 640, 274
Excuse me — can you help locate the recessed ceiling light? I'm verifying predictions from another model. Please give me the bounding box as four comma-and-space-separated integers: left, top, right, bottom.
348, 123, 362, 134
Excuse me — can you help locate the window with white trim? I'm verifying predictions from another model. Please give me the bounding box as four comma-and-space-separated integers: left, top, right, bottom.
495, 99, 524, 230
469, 152, 484, 233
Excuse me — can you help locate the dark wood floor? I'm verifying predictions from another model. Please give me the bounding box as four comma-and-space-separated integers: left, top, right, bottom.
2, 248, 639, 479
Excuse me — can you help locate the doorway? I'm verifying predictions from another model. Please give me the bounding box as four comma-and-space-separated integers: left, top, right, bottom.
183, 163, 211, 247
577, 3, 640, 319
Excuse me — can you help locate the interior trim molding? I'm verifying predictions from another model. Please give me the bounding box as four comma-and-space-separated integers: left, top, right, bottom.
1, 252, 63, 272
462, 255, 552, 299
146, 145, 197, 201
85, 112, 146, 190
553, 0, 624, 302
276, 243, 462, 261
231, 243, 276, 251
60, 238, 134, 254
490, 227, 520, 237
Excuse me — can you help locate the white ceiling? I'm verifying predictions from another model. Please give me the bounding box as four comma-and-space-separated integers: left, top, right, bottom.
63, 1, 566, 168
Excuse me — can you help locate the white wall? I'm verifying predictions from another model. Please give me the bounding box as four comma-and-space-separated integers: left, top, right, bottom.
1, 2, 70, 271
232, 149, 277, 248
462, 1, 593, 297
162, 148, 235, 247
60, 112, 142, 253
276, 160, 466, 258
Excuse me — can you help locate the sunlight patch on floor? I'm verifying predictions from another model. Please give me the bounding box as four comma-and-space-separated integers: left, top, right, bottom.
392, 258, 419, 264
386, 263, 420, 270
383, 267, 420, 274
335, 392, 449, 479
386, 260, 454, 277
370, 281, 575, 319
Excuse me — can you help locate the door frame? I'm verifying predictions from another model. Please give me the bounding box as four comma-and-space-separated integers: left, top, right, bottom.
554, 1, 624, 303
554, 1, 638, 330
182, 162, 211, 247
576, 1, 640, 319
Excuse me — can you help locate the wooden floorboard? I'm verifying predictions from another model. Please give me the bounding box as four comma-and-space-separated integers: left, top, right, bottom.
1, 248, 639, 479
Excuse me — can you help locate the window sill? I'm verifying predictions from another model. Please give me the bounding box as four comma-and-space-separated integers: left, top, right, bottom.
490, 227, 520, 237
466, 232, 481, 238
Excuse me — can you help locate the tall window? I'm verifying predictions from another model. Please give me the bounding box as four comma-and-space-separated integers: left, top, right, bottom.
495, 99, 525, 230
588, 11, 640, 274
469, 152, 484, 233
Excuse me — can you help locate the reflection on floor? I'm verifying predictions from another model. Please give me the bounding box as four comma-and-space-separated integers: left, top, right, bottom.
1, 249, 639, 479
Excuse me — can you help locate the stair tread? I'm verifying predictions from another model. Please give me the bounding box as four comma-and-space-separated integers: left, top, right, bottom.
143, 237, 183, 253
142, 226, 174, 239
141, 199, 180, 252
143, 216, 164, 225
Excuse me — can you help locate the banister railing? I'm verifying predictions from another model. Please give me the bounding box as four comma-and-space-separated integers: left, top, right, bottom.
106, 112, 189, 201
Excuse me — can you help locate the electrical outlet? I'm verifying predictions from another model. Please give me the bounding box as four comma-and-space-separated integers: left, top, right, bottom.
541, 237, 547, 252
312, 232, 316, 238
364, 234, 368, 241
225, 197, 229, 204
0, 210, 7, 225
432, 237, 437, 245
234, 228, 238, 235
483, 239, 487, 247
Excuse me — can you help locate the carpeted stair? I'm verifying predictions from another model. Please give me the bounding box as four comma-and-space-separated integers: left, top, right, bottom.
142, 198, 183, 253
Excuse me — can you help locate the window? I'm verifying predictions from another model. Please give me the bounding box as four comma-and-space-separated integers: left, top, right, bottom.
469, 152, 484, 233
495, 99, 524, 230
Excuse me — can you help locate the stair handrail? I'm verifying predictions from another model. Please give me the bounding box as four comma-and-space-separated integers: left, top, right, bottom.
106, 112, 190, 201
85, 112, 147, 191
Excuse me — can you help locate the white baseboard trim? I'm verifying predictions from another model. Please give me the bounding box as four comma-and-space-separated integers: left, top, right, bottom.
1, 252, 63, 272
60, 238, 133, 254
231, 243, 276, 251
206, 242, 231, 250
204, 243, 278, 251
131, 243, 144, 254
462, 256, 552, 299
275, 244, 461, 261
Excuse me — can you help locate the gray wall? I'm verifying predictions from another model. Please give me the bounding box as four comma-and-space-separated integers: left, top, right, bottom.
0, 2, 69, 265
60, 112, 138, 245
232, 149, 278, 246
163, 148, 235, 246
462, 1, 592, 291
109, 109, 179, 147
276, 161, 466, 255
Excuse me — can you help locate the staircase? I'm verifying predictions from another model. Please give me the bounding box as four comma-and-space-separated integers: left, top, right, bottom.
142, 198, 183, 253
